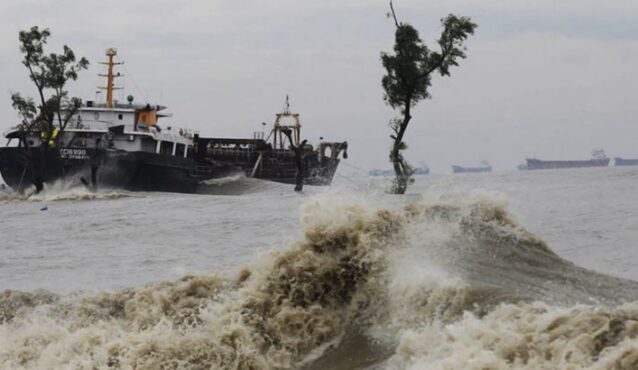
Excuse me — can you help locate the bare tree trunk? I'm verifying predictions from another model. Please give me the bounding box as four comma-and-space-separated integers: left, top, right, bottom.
390, 146, 408, 194
390, 101, 412, 194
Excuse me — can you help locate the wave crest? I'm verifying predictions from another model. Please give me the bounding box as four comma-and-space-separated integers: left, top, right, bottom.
1, 198, 637, 369
0, 201, 407, 369
388, 302, 638, 369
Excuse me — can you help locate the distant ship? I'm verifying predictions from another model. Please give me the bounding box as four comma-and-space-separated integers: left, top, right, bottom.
369, 165, 429, 176
413, 167, 430, 175
614, 158, 638, 166
369, 169, 393, 176
525, 150, 610, 170
452, 161, 492, 174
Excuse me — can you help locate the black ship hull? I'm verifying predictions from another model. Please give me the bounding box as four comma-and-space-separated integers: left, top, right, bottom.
213, 153, 340, 186
0, 147, 202, 193
525, 158, 610, 170
614, 158, 638, 166
196, 138, 345, 186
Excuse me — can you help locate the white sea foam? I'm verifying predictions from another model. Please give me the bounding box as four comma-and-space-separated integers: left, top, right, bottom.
0, 180, 133, 203
1, 195, 637, 369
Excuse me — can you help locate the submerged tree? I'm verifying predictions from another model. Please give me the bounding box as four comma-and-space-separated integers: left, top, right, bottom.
11, 26, 88, 191
381, 1, 476, 194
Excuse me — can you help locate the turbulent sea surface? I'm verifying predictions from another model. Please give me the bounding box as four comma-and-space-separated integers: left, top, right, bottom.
1, 167, 638, 369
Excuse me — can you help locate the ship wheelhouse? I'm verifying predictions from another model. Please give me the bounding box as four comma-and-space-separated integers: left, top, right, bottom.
2, 47, 197, 159
0, 47, 211, 194
65, 101, 195, 159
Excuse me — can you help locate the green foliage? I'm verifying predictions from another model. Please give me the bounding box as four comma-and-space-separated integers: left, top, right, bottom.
10, 93, 36, 121
11, 26, 89, 145
381, 14, 476, 111
381, 2, 476, 194
381, 24, 431, 111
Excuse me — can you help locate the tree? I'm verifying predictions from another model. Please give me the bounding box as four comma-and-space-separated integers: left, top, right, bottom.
10, 26, 88, 191
381, 1, 476, 194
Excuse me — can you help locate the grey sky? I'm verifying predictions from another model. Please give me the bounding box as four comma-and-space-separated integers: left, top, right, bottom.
1, 0, 637, 173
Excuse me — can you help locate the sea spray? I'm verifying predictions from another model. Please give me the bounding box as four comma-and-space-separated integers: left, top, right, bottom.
0, 181, 131, 203
375, 200, 638, 369
26, 181, 132, 202
0, 191, 30, 203
0, 290, 59, 323
0, 201, 408, 369
386, 302, 638, 369
2, 197, 638, 369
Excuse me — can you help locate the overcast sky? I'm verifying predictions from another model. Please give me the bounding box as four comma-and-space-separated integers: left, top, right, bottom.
1, 0, 637, 173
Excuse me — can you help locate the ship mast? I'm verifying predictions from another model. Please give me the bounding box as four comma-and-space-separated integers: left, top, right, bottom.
98, 48, 123, 108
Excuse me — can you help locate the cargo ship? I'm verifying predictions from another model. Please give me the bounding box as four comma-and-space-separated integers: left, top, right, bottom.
525, 150, 610, 170
452, 161, 492, 174
613, 157, 638, 166
0, 49, 347, 193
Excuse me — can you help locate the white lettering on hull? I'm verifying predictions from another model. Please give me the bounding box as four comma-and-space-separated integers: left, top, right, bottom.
59, 148, 90, 160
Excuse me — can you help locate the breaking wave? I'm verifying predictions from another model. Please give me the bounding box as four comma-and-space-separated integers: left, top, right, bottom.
0, 191, 26, 203
386, 302, 638, 370
0, 181, 132, 203
199, 174, 246, 186
1, 197, 638, 369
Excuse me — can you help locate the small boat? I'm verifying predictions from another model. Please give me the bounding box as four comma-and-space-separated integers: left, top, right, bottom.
413, 167, 430, 175
452, 161, 492, 174
369, 169, 394, 177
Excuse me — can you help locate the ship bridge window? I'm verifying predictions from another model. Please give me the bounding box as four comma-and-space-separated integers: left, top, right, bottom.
175, 143, 185, 157
323, 145, 332, 159
159, 141, 173, 155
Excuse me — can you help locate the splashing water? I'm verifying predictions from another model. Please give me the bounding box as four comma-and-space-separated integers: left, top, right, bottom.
1, 196, 638, 369
0, 180, 132, 203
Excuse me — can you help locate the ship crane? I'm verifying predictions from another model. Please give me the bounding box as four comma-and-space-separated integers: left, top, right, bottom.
268, 95, 301, 150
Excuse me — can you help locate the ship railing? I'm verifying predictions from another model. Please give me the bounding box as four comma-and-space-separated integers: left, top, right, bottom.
271, 149, 295, 158
204, 146, 298, 159
207, 147, 256, 158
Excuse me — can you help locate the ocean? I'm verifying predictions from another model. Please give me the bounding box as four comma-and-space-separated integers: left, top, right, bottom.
1, 167, 638, 369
